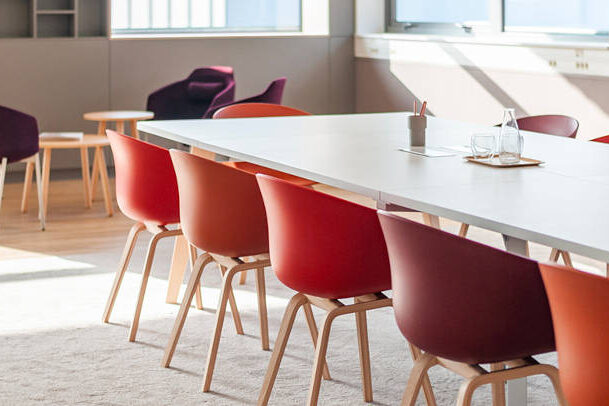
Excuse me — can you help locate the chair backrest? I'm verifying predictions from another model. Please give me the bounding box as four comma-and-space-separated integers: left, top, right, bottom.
213, 103, 309, 119
591, 135, 609, 144
146, 66, 235, 120
106, 130, 179, 225
0, 105, 39, 163
203, 77, 288, 119
169, 149, 268, 258
517, 115, 579, 139
377, 211, 555, 364
256, 174, 391, 299
540, 264, 609, 406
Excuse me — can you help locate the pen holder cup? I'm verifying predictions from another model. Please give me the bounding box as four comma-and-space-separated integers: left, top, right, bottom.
408, 115, 427, 147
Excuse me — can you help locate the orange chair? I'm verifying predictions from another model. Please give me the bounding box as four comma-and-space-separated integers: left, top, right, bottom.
213, 103, 316, 188
540, 263, 609, 405
103, 130, 202, 341
161, 150, 326, 393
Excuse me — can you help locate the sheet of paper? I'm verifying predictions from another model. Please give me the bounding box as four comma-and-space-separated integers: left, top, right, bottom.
399, 146, 456, 157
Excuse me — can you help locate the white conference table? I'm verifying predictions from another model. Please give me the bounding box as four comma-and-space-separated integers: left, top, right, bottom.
139, 112, 609, 405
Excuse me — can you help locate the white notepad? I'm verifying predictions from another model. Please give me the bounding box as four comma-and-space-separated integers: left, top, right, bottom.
399, 146, 455, 157
40, 132, 84, 141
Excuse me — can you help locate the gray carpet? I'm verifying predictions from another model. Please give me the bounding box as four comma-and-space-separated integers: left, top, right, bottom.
0, 235, 561, 405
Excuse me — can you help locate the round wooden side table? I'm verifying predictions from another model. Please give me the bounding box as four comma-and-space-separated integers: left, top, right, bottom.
83, 110, 154, 138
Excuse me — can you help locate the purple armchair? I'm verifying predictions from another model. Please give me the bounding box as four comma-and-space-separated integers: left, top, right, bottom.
146, 66, 236, 120
203, 77, 287, 119
0, 105, 45, 230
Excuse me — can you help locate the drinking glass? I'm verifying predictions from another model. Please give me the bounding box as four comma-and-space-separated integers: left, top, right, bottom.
470, 134, 496, 161
499, 108, 523, 164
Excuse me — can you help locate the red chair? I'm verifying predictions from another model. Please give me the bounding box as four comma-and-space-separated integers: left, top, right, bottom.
540, 263, 609, 406
161, 150, 325, 393
255, 175, 436, 406
378, 211, 566, 406
102, 130, 202, 341
592, 135, 609, 144
212, 102, 316, 188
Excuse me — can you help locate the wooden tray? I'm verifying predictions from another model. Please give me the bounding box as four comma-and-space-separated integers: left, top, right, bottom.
464, 155, 544, 167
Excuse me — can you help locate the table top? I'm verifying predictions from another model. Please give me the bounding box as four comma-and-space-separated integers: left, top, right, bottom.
40, 134, 110, 149
83, 111, 154, 122
139, 112, 609, 263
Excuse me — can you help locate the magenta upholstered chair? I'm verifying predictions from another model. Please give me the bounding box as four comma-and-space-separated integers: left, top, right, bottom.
146, 66, 235, 120
377, 211, 566, 406
203, 77, 287, 118
517, 115, 579, 139
0, 105, 45, 230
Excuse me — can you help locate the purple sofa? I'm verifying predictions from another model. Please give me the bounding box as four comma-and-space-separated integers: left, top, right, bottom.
146, 66, 236, 120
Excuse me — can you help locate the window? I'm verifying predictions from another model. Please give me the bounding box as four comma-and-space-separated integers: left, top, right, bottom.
388, 0, 609, 38
112, 0, 302, 35
505, 0, 609, 35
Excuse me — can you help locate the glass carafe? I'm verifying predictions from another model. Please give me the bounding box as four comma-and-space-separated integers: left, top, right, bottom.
499, 108, 523, 164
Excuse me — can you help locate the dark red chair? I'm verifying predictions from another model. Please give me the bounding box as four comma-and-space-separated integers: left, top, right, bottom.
103, 130, 203, 341
203, 77, 286, 118
540, 263, 609, 406
256, 175, 436, 406
162, 150, 327, 393
378, 211, 566, 406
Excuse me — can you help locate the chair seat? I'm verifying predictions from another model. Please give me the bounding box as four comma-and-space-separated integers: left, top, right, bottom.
223, 161, 316, 187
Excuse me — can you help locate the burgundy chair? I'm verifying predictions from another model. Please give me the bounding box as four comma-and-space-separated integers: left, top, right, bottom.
377, 211, 566, 406
256, 175, 436, 406
146, 66, 235, 120
203, 77, 287, 118
0, 105, 45, 230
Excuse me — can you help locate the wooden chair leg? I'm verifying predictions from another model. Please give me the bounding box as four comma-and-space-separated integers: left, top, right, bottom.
490, 363, 506, 406
239, 270, 248, 285
90, 148, 99, 203
307, 310, 337, 406
456, 376, 478, 406
130, 119, 139, 139
258, 294, 308, 406
21, 160, 34, 213
549, 248, 561, 262
80, 147, 91, 208
128, 230, 179, 342
166, 235, 189, 304
188, 244, 204, 310
458, 223, 469, 238
34, 153, 45, 230
303, 303, 331, 380
422, 213, 441, 229
561, 251, 574, 268
162, 254, 213, 368
255, 268, 270, 351
354, 299, 373, 402
202, 265, 244, 392
401, 352, 439, 406
102, 223, 145, 323
540, 365, 568, 406
407, 345, 437, 406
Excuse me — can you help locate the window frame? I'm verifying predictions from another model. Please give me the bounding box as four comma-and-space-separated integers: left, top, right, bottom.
111, 0, 303, 36
386, 0, 609, 43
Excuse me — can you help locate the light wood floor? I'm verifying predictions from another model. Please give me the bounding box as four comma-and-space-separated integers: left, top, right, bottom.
1, 175, 605, 276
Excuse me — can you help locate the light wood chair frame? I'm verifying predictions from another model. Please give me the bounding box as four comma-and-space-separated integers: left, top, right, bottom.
257, 292, 437, 406
0, 153, 46, 230
401, 353, 566, 406
162, 250, 289, 392
102, 222, 203, 342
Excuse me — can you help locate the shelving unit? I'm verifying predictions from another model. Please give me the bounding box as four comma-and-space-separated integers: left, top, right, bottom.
0, 0, 107, 39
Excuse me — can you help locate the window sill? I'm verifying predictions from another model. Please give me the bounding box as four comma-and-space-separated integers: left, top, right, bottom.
111, 31, 327, 40
358, 32, 609, 51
